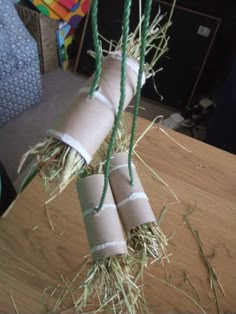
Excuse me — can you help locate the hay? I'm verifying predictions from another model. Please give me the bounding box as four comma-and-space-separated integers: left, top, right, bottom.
52, 162, 146, 313
18, 136, 85, 197
74, 256, 146, 313
145, 272, 207, 314
10, 294, 19, 314
128, 222, 169, 264
97, 5, 172, 80
183, 208, 226, 314
41, 256, 147, 313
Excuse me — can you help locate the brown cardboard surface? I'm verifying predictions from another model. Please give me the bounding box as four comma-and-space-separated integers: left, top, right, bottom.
98, 55, 138, 111
77, 174, 127, 259
48, 55, 139, 163
109, 153, 156, 232
49, 92, 114, 163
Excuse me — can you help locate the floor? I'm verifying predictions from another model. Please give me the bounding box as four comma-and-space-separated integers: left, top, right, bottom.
0, 68, 194, 184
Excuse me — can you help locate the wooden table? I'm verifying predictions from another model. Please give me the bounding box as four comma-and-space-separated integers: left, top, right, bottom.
0, 118, 236, 313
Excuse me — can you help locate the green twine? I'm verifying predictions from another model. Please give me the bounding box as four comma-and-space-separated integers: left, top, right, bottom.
128, 0, 153, 186
96, 0, 132, 212
89, 0, 102, 98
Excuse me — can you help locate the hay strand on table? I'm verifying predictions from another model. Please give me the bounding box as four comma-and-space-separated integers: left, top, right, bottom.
10, 294, 19, 314
183, 208, 225, 314
145, 272, 207, 314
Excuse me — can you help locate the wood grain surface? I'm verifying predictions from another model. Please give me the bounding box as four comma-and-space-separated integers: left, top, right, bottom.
0, 117, 235, 313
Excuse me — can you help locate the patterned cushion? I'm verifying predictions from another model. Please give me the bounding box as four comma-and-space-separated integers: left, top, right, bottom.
0, 0, 41, 126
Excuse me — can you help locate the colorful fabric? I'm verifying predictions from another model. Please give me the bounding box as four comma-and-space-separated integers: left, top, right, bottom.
0, 0, 41, 126
29, 0, 91, 27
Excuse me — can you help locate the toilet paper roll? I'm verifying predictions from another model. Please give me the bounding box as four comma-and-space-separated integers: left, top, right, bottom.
77, 174, 128, 260
47, 54, 140, 164
109, 152, 156, 232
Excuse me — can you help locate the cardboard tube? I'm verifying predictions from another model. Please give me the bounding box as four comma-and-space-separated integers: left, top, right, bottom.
47, 92, 113, 164
109, 152, 156, 232
98, 55, 139, 111
47, 54, 139, 164
77, 174, 128, 260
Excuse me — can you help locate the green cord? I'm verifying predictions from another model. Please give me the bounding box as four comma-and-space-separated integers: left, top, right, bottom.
96, 0, 132, 212
89, 0, 102, 98
128, 0, 153, 186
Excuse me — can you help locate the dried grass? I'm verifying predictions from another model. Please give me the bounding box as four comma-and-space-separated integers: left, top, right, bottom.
90, 4, 173, 81
145, 272, 207, 314
183, 208, 226, 314
41, 256, 147, 314
74, 256, 146, 313
128, 222, 169, 264
18, 136, 85, 197
10, 294, 19, 314
40, 162, 146, 313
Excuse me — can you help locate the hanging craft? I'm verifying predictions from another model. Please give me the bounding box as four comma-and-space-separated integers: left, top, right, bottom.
41, 161, 145, 312
37, 0, 176, 312
73, 168, 144, 312
18, 0, 173, 205
18, 52, 140, 199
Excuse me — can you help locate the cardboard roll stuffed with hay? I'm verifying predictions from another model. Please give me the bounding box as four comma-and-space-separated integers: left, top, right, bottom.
18, 54, 140, 195
41, 134, 169, 312
39, 137, 151, 312
109, 152, 168, 262
100, 116, 169, 263
71, 171, 144, 312
18, 0, 172, 202
41, 167, 145, 313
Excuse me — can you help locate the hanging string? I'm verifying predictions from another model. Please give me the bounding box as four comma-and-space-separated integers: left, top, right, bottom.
128, 0, 153, 186
96, 0, 132, 212
89, 0, 102, 98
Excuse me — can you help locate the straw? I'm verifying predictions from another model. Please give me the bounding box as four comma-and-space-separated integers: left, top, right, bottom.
18, 136, 85, 199
145, 272, 207, 314
183, 208, 225, 314
106, 7, 172, 79
10, 294, 19, 314
74, 256, 145, 313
